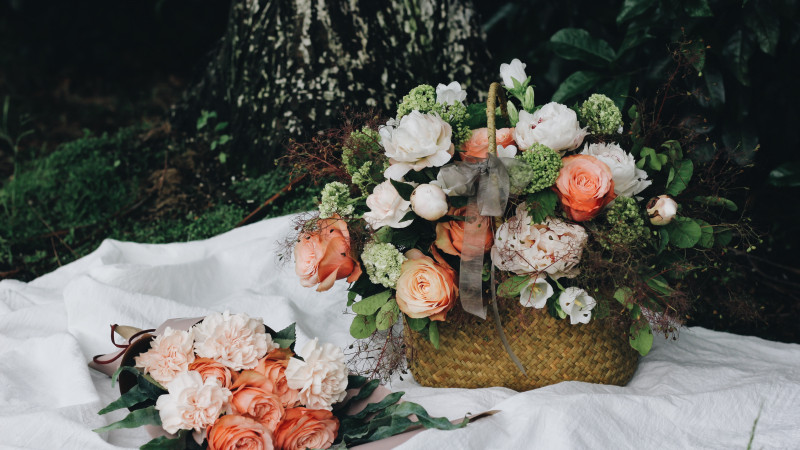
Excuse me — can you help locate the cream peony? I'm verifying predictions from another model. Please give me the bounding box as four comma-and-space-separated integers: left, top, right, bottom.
499, 58, 528, 89
581, 142, 651, 197
156, 370, 232, 435
134, 327, 196, 385
491, 204, 588, 279
380, 111, 454, 180
436, 81, 467, 105
558, 287, 596, 325
519, 275, 554, 309
284, 338, 348, 411
514, 103, 587, 153
410, 183, 448, 221
192, 312, 277, 371
363, 180, 413, 229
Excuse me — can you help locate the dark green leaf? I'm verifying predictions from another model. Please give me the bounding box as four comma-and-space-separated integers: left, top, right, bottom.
613, 287, 633, 306
597, 76, 631, 111
429, 322, 440, 349
629, 321, 654, 356
376, 299, 400, 331
526, 190, 558, 224
714, 227, 734, 247
695, 219, 714, 248
550, 28, 616, 66
662, 140, 683, 162
702, 65, 726, 109
722, 30, 755, 86
657, 228, 669, 254
665, 159, 693, 196
352, 290, 392, 315
343, 392, 406, 421
406, 317, 429, 331
551, 71, 603, 104
93, 406, 161, 433
273, 323, 296, 349
213, 122, 228, 132
683, 0, 713, 17
618, 23, 654, 55
665, 217, 702, 248
98, 385, 150, 415
646, 274, 672, 296
347, 375, 369, 390
465, 103, 488, 129
349, 271, 385, 298
617, 0, 657, 24
389, 179, 414, 201
694, 196, 738, 211
350, 314, 377, 339
767, 162, 800, 187
744, 8, 779, 55
347, 290, 357, 307
496, 275, 530, 299
141, 432, 188, 450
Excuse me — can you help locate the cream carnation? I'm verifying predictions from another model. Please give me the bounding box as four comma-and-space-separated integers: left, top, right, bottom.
134, 327, 196, 385
380, 111, 454, 180
284, 338, 348, 411
156, 370, 232, 435
363, 180, 413, 229
514, 103, 587, 153
581, 142, 651, 197
192, 312, 277, 371
491, 204, 588, 279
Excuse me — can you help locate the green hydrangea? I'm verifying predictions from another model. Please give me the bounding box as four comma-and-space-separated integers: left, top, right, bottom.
361, 241, 406, 289
513, 144, 563, 194
603, 196, 650, 249
342, 128, 386, 196
319, 182, 354, 218
396, 84, 471, 146
580, 94, 623, 135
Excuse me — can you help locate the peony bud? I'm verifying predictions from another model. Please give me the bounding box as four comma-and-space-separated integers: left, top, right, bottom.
647, 195, 678, 225
522, 86, 535, 112
410, 184, 448, 221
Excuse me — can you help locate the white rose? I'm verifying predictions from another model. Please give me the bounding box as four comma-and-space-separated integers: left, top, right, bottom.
285, 338, 348, 411
410, 184, 448, 221
581, 142, 651, 197
381, 111, 454, 180
134, 327, 195, 385
647, 195, 678, 225
192, 311, 276, 371
558, 287, 596, 325
435, 81, 467, 105
514, 103, 587, 153
363, 180, 413, 229
519, 275, 554, 309
156, 370, 231, 435
499, 58, 528, 89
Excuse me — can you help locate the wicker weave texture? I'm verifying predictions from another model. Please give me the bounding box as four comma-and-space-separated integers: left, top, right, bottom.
406, 308, 639, 391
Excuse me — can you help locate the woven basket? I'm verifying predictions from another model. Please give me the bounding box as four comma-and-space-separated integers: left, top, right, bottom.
405, 304, 638, 391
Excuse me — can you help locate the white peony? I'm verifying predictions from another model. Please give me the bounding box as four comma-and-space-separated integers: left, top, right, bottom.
581, 142, 651, 197
284, 338, 348, 411
410, 183, 448, 221
134, 327, 195, 385
491, 204, 588, 279
514, 103, 587, 153
499, 58, 528, 89
363, 180, 413, 229
519, 275, 554, 309
156, 370, 231, 436
192, 311, 276, 371
435, 81, 467, 105
558, 287, 596, 325
381, 111, 454, 180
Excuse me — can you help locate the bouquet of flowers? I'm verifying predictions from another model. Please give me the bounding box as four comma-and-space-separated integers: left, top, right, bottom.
92, 312, 466, 449
288, 58, 741, 388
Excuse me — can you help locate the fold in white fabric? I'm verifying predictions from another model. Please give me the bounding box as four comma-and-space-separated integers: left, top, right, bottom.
1, 213, 798, 449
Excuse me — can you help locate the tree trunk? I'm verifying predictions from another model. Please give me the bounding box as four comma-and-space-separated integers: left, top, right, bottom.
173, 0, 491, 169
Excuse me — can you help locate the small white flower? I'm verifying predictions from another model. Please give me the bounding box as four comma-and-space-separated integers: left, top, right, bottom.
499, 58, 528, 89
363, 180, 413, 229
647, 195, 678, 225
497, 144, 518, 159
581, 142, 651, 197
514, 103, 587, 153
410, 183, 448, 221
558, 287, 596, 325
192, 311, 276, 371
519, 276, 554, 309
380, 111, 454, 180
435, 81, 467, 105
285, 338, 348, 410
156, 370, 231, 435
134, 327, 195, 385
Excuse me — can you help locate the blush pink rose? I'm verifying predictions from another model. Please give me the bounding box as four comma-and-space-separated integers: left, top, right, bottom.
273, 408, 339, 450
254, 350, 300, 408
434, 206, 492, 257
460, 127, 516, 160
395, 248, 458, 321
294, 215, 363, 292
188, 357, 233, 389
207, 414, 274, 450
554, 154, 616, 221
230, 371, 284, 432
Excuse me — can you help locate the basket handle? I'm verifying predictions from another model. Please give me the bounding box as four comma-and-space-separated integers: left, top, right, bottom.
486, 82, 509, 154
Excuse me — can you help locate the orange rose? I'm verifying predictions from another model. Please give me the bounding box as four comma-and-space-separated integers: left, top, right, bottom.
254, 350, 300, 408
188, 357, 233, 389
273, 407, 339, 450
460, 127, 516, 160
207, 414, 274, 450
230, 371, 284, 432
554, 154, 616, 221
434, 206, 492, 256
294, 215, 362, 292
395, 248, 458, 321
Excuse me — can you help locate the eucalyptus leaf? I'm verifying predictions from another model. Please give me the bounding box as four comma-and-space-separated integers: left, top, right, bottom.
696, 219, 714, 248
665, 217, 702, 248
629, 322, 654, 356
497, 275, 530, 299
376, 299, 400, 331
665, 159, 693, 196
350, 314, 377, 339
714, 227, 734, 247
352, 290, 392, 315
694, 196, 738, 211
406, 316, 429, 331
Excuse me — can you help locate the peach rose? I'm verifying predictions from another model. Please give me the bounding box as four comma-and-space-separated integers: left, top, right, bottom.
460, 127, 515, 160
254, 350, 300, 408
294, 215, 362, 292
554, 154, 616, 221
230, 371, 285, 432
395, 248, 458, 321
273, 408, 339, 450
189, 358, 233, 389
434, 206, 492, 257
208, 414, 274, 450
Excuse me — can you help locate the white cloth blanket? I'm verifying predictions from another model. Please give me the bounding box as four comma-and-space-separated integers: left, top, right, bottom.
1, 214, 799, 450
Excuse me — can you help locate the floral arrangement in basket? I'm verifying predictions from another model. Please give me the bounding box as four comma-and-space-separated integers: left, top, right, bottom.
91, 311, 466, 449
288, 58, 743, 379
